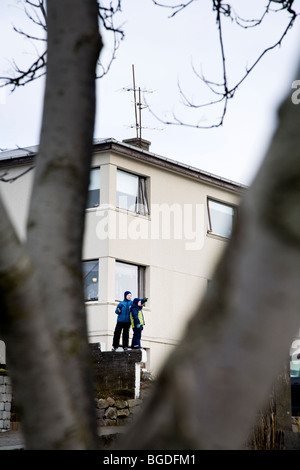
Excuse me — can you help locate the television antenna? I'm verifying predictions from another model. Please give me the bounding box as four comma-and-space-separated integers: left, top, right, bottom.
122, 64, 154, 147
132, 64, 143, 141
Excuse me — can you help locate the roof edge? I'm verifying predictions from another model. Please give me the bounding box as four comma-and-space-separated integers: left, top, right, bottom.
0, 138, 247, 192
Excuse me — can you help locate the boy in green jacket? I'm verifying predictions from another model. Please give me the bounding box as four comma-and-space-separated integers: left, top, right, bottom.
130, 297, 147, 349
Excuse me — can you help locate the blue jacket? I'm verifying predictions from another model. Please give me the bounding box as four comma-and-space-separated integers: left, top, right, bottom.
115, 291, 133, 323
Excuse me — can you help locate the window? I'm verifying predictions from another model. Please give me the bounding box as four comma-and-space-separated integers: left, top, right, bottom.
115, 261, 145, 301
83, 260, 99, 301
117, 169, 149, 215
207, 199, 236, 238
291, 355, 300, 378
87, 168, 100, 208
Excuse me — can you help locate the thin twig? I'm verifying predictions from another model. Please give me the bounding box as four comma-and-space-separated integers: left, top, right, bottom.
0, 166, 34, 183
150, 0, 299, 129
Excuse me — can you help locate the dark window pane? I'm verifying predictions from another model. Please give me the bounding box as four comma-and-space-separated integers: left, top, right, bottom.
83, 260, 99, 301
87, 168, 100, 208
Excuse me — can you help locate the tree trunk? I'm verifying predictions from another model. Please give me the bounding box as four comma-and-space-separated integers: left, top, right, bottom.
1, 0, 300, 451
0, 0, 102, 449
120, 67, 300, 450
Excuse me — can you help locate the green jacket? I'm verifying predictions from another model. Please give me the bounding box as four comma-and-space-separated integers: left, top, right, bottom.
130, 306, 145, 328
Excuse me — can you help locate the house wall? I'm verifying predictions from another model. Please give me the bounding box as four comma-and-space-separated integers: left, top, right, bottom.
83, 147, 241, 374
0, 163, 34, 240
0, 143, 242, 375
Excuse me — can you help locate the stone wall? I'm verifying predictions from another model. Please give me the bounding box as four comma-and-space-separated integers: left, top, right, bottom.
90, 344, 152, 429
95, 397, 143, 427
0, 374, 11, 432
2, 345, 149, 432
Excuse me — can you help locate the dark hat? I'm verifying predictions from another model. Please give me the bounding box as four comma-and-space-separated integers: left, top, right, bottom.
124, 291, 132, 299
133, 297, 141, 306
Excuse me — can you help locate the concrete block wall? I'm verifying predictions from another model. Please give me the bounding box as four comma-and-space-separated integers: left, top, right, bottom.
0, 375, 11, 431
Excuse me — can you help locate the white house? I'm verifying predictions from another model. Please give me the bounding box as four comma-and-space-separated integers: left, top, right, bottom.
0, 137, 244, 375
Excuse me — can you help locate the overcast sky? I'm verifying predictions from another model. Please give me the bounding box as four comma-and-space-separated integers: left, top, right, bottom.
1, 0, 300, 185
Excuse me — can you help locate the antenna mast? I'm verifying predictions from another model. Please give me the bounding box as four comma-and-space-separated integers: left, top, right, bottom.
123, 65, 155, 149
132, 64, 144, 147
132, 64, 139, 140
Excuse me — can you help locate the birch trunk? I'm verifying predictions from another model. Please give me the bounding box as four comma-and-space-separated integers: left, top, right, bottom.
1, 0, 300, 451
0, 0, 101, 449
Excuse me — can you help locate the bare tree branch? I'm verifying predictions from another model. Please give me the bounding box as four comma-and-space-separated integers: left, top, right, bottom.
0, 166, 34, 183
1, 0, 298, 131
152, 0, 195, 18
149, 0, 300, 129
0, 0, 124, 89
0, 52, 47, 90
22, 0, 47, 31
0, 146, 36, 183
96, 1, 125, 78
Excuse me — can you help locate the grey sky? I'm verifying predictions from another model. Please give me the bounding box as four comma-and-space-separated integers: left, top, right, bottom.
1, 0, 300, 185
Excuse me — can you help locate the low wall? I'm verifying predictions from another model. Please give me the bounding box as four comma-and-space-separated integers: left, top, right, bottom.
95, 396, 143, 427
0, 374, 11, 432
90, 344, 147, 399
2, 345, 149, 432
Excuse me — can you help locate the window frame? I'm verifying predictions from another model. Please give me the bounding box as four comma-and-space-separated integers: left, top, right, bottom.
115, 260, 146, 302
207, 197, 237, 239
82, 259, 99, 302
116, 169, 149, 216
86, 167, 100, 209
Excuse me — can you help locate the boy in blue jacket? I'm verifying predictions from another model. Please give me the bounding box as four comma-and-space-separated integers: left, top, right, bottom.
130, 297, 147, 349
112, 291, 133, 350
